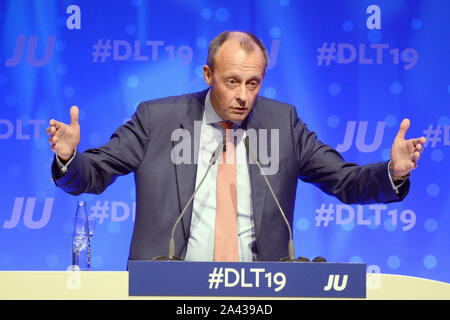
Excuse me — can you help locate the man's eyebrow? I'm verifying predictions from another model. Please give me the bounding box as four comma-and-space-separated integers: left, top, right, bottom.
222, 73, 262, 81
247, 76, 262, 81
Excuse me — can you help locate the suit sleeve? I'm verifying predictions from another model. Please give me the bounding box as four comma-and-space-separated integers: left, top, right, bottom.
291, 108, 409, 204
51, 102, 151, 195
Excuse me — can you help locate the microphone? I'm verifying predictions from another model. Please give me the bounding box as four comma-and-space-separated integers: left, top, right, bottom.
312, 256, 327, 263
244, 136, 328, 263
153, 140, 224, 261
243, 136, 296, 261
292, 256, 328, 262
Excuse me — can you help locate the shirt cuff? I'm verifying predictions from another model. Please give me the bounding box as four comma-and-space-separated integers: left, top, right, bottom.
387, 160, 407, 194
55, 149, 77, 174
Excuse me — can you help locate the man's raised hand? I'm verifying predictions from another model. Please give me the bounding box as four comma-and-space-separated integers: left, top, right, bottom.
46, 106, 80, 161
390, 118, 426, 177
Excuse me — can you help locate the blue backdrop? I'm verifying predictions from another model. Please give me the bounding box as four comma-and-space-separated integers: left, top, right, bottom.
0, 0, 448, 284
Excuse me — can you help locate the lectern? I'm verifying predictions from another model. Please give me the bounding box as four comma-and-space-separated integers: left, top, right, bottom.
128, 261, 366, 298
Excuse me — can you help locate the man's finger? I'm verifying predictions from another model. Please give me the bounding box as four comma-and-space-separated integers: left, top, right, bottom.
51, 120, 63, 130
414, 143, 424, 154
70, 106, 79, 125
395, 118, 410, 141
413, 136, 426, 145
53, 123, 66, 138
46, 126, 57, 136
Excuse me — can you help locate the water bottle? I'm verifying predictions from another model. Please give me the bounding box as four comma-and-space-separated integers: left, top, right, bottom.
72, 200, 89, 271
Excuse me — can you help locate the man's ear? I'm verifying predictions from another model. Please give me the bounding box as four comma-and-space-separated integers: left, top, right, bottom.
203, 65, 213, 86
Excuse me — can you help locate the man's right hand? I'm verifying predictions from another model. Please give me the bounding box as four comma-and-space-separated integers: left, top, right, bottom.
46, 106, 80, 161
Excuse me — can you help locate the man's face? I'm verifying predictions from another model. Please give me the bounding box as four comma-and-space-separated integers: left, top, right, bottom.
203, 40, 265, 122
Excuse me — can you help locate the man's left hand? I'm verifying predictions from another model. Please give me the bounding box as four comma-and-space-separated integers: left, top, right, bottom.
390, 118, 426, 177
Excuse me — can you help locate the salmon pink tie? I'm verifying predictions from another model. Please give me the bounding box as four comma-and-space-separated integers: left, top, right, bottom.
214, 121, 238, 262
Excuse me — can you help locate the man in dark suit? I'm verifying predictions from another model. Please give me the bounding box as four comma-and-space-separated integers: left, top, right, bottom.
47, 31, 426, 262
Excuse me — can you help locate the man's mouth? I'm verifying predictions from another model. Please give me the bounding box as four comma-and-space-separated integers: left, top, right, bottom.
230, 107, 247, 114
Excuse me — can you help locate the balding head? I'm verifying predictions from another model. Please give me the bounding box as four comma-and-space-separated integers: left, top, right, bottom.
207, 31, 269, 77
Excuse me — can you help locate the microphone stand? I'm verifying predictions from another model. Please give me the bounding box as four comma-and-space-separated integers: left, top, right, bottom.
153, 140, 224, 261
244, 137, 326, 263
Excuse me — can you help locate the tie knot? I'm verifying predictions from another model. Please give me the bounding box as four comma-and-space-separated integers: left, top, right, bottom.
219, 121, 234, 131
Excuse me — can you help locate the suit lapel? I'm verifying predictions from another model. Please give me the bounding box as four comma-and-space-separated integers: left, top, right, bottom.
174, 91, 268, 245
174, 90, 207, 238
245, 100, 267, 241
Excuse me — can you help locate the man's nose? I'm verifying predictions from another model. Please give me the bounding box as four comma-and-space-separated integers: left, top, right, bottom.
236, 84, 248, 106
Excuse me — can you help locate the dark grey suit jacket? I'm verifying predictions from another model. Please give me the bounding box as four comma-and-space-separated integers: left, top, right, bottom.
52, 89, 409, 261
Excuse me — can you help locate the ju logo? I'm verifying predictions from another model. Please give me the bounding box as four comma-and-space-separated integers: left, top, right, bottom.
5, 35, 56, 67
323, 274, 348, 292
3, 197, 54, 229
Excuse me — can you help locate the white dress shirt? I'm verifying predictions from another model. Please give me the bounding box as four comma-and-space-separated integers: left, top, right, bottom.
184, 90, 257, 261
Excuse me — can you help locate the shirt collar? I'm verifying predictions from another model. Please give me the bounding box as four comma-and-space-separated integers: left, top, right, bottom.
204, 89, 242, 127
